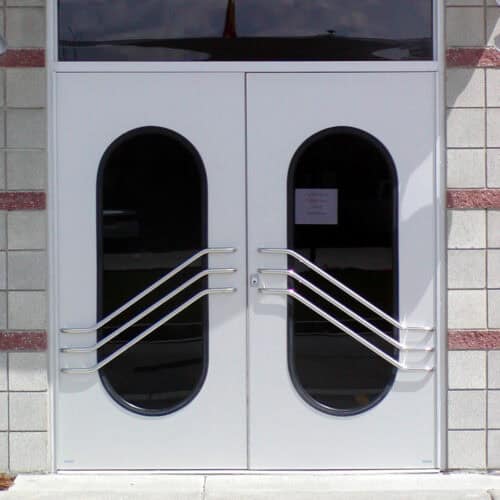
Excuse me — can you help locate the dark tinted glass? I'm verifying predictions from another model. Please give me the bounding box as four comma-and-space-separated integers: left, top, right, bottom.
98, 128, 207, 415
288, 128, 398, 415
59, 0, 433, 61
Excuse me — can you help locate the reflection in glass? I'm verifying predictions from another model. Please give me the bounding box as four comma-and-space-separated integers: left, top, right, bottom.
97, 128, 207, 415
59, 0, 433, 61
288, 128, 398, 415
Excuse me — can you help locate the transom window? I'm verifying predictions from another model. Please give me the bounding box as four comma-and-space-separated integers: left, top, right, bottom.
58, 0, 433, 61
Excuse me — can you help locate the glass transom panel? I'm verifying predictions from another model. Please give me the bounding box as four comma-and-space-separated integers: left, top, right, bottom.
58, 1, 433, 61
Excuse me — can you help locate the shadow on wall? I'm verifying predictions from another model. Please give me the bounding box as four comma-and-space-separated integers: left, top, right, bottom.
446, 6, 499, 240
447, 5, 499, 105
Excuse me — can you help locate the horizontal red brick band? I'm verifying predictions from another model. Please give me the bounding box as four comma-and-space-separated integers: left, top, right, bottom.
449, 330, 500, 350
0, 331, 47, 351
447, 47, 500, 68
2, 330, 500, 351
0, 49, 45, 68
1, 48, 499, 69
0, 192, 46, 210
447, 189, 500, 209
6, 48, 498, 69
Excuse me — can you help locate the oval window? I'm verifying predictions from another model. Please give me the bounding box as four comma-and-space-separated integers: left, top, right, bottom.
97, 127, 208, 416
288, 127, 399, 415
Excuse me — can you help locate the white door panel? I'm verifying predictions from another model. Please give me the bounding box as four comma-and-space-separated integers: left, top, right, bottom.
56, 72, 247, 469
247, 73, 436, 469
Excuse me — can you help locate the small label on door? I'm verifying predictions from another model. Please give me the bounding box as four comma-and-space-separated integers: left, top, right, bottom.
295, 189, 338, 225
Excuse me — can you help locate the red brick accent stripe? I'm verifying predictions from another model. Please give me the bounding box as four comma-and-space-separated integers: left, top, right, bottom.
3, 330, 500, 351
447, 47, 500, 68
0, 331, 47, 351
3, 330, 499, 351
447, 189, 500, 209
0, 192, 46, 210
449, 330, 500, 350
0, 49, 45, 68
1, 48, 499, 69
5, 48, 498, 69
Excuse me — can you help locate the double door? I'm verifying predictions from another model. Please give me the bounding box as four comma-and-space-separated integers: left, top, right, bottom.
56, 72, 437, 470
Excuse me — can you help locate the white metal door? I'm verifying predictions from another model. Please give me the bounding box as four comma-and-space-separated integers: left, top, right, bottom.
56, 72, 247, 469
247, 72, 437, 469
56, 71, 438, 471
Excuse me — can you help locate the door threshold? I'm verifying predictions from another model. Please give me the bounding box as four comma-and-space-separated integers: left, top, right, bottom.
57, 469, 441, 475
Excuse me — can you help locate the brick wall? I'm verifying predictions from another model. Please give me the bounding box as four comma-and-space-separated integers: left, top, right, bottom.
446, 0, 500, 469
0, 0, 48, 473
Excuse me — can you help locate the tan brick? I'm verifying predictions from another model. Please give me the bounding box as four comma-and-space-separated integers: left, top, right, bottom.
0, 153, 5, 190
9, 392, 47, 431
0, 292, 6, 330
447, 68, 485, 108
448, 290, 487, 329
487, 70, 500, 107
488, 109, 500, 148
448, 210, 486, 249
0, 252, 5, 290
8, 352, 47, 391
488, 289, 500, 328
6, 7, 45, 48
448, 430, 486, 469
488, 430, 500, 468
489, 210, 500, 247
448, 249, 486, 288
447, 109, 485, 148
487, 7, 500, 46
8, 251, 46, 290
0, 433, 7, 471
447, 7, 485, 47
0, 112, 8, 149
7, 211, 46, 250
448, 390, 486, 429
7, 0, 44, 4
488, 390, 500, 427
6, 109, 46, 149
0, 393, 7, 431
9, 432, 47, 472
488, 249, 500, 287
0, 212, 5, 250
0, 353, 6, 390
449, 351, 487, 389
6, 150, 46, 190
7, 291, 46, 330
487, 149, 500, 187
6, 68, 46, 108
490, 351, 500, 389
448, 149, 485, 188
448, 0, 483, 4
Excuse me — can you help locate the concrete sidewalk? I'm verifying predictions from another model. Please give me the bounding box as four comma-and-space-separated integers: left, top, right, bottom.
1, 473, 500, 499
